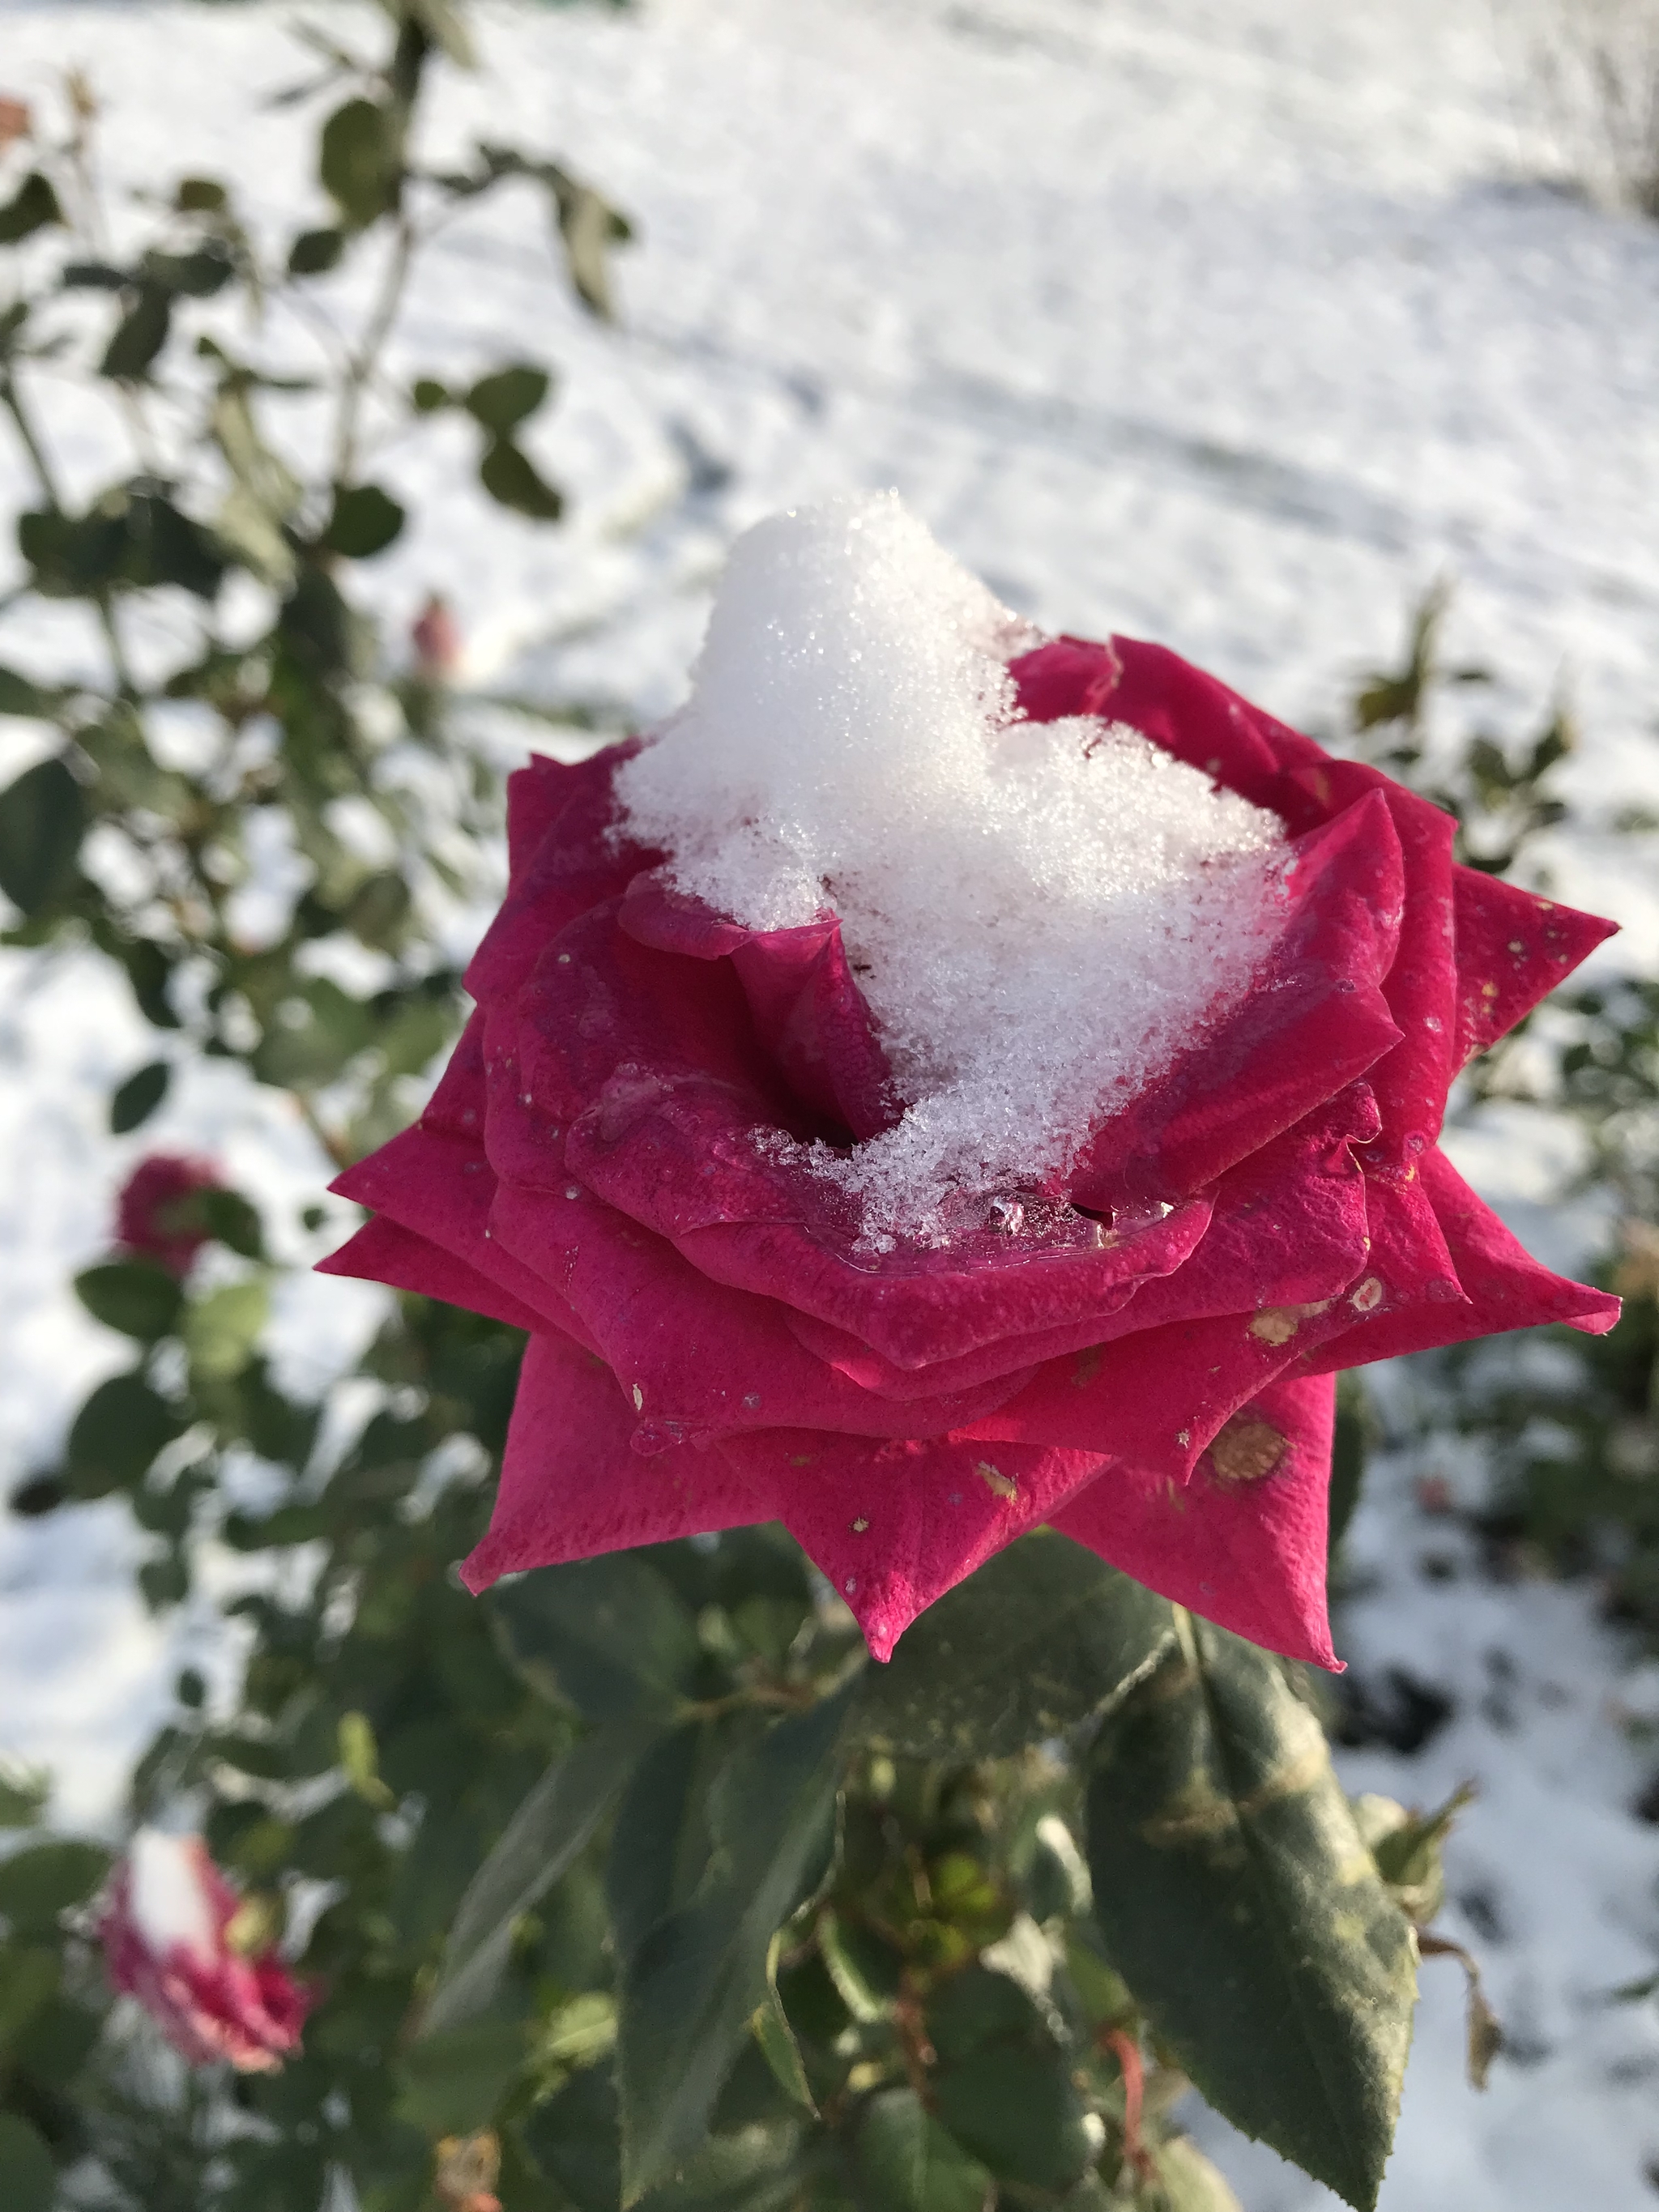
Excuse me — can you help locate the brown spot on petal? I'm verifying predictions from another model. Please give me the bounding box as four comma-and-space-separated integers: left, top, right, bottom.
851, 1515, 869, 1533
1249, 1306, 1303, 1346
977, 1461, 1018, 1501
1072, 1345, 1103, 1388
0, 98, 31, 150
1209, 1418, 1286, 1484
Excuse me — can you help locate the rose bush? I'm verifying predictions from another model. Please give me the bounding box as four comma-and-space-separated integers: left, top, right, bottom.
323, 627, 1621, 1668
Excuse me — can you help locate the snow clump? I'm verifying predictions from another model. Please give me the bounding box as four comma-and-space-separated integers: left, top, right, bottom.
614, 492, 1289, 1235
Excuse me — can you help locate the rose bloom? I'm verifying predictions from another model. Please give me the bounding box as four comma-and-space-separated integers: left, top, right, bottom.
322, 529, 1617, 1669
100, 1830, 313, 2072
117, 1153, 222, 1278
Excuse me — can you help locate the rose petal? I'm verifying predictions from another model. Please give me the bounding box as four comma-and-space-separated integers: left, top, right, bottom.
461, 1332, 764, 1590
716, 1426, 1107, 1661
467, 746, 655, 1008
331, 1121, 601, 1352
318, 1213, 542, 1333
621, 871, 902, 1139
1067, 791, 1405, 1208
484, 1172, 1032, 1443
1305, 1148, 1620, 1366
1451, 868, 1618, 1067
1052, 1370, 1338, 1666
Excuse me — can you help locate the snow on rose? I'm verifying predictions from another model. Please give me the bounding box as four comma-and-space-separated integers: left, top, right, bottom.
99, 1829, 313, 2072
322, 495, 1618, 1667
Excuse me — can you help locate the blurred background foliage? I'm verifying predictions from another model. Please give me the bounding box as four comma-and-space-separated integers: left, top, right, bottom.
0, 5, 1653, 2212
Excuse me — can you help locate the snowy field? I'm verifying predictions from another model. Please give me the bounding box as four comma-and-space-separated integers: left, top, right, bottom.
3, 0, 1659, 2204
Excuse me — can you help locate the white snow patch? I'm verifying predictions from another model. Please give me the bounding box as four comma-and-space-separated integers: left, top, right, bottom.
127, 1826, 215, 1958
616, 494, 1288, 1230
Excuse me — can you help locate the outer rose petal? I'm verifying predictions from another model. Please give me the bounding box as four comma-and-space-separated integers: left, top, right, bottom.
1303, 1148, 1620, 1366
715, 1426, 1109, 1661
1450, 869, 1618, 1065
1052, 1370, 1338, 1666
462, 1332, 763, 1589
321, 1212, 544, 1334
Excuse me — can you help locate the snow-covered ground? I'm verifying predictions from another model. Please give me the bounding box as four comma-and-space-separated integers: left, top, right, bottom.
3, 0, 1659, 2203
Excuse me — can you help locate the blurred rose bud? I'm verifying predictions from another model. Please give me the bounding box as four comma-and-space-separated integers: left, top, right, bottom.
436, 2133, 503, 2212
412, 592, 462, 682
0, 96, 30, 149
99, 1830, 313, 2073
1414, 1473, 1455, 1516
117, 1153, 223, 1277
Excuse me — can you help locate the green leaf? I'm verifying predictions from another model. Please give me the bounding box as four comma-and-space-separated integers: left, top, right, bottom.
925, 1966, 1094, 2192
489, 1553, 702, 1724
544, 163, 633, 321
424, 1717, 650, 2038
338, 1710, 395, 1809
855, 2088, 993, 2212
522, 2063, 620, 2212
74, 1259, 184, 1342
143, 244, 235, 299
126, 492, 225, 599
0, 2113, 55, 2212
479, 434, 563, 521
66, 1371, 181, 1496
109, 1060, 171, 1135
608, 1717, 744, 1975
750, 1934, 814, 2113
210, 382, 301, 587
411, 375, 451, 413
404, 0, 477, 67
1152, 2137, 1244, 2212
19, 500, 134, 597
0, 171, 62, 245
0, 756, 84, 917
0, 664, 49, 716
197, 1187, 266, 1261
1085, 1615, 1417, 2211
0, 1946, 58, 2050
184, 1276, 271, 1380
0, 1758, 48, 1828
100, 285, 172, 381
856, 1531, 1174, 1759
343, 869, 412, 949
320, 96, 400, 228
288, 225, 345, 277
1328, 1375, 1373, 1556
323, 481, 405, 558
395, 2017, 526, 2136
616, 1681, 854, 2203
176, 177, 230, 215
465, 364, 549, 435
0, 1839, 111, 1931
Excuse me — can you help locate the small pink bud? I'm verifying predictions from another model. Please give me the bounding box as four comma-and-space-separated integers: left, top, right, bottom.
412, 592, 462, 682
99, 1831, 314, 2073
116, 1153, 222, 1277
0, 96, 31, 148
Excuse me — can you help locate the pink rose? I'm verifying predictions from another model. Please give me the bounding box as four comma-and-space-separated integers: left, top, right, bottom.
320, 627, 1617, 1669
116, 1153, 222, 1278
100, 1830, 313, 2072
